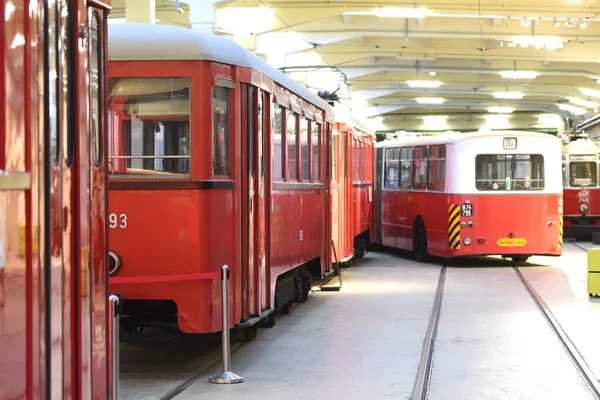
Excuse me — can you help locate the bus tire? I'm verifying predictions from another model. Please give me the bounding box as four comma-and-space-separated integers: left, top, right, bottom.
413, 218, 429, 263
511, 255, 529, 263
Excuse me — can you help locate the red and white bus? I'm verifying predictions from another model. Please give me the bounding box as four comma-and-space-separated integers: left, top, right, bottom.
374, 130, 563, 262
331, 108, 375, 262
562, 137, 600, 237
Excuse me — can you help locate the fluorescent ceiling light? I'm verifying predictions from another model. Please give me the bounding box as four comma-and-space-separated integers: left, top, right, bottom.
567, 97, 598, 109
492, 92, 524, 99
416, 97, 445, 104
407, 80, 441, 88
581, 88, 600, 98
487, 107, 514, 113
500, 71, 538, 79
376, 7, 430, 18
558, 104, 586, 115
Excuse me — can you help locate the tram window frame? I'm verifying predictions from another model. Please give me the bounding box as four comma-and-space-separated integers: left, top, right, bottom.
569, 161, 597, 187
286, 110, 298, 181
360, 141, 365, 182
312, 123, 321, 182
413, 146, 428, 190
90, 11, 102, 167
384, 147, 399, 190
272, 105, 285, 181
475, 154, 545, 191
212, 84, 231, 177
49, 0, 59, 166
60, 0, 74, 166
107, 77, 192, 180
300, 117, 310, 182
331, 135, 337, 182
427, 146, 446, 191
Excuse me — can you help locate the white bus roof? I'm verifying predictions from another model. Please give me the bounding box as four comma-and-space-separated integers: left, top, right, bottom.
107, 23, 332, 113
375, 130, 560, 148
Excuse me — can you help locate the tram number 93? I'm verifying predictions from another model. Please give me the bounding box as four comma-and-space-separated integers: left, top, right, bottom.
109, 213, 128, 229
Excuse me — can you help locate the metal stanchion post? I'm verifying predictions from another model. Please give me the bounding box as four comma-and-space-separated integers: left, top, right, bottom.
209, 265, 244, 384
109, 294, 121, 399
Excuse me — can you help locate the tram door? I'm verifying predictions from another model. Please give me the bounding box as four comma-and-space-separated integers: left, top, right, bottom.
243, 85, 267, 318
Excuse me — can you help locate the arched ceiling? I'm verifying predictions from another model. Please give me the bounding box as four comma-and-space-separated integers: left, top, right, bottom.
213, 0, 600, 123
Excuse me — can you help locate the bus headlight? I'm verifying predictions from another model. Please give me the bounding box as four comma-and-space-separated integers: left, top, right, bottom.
580, 203, 589, 213
109, 251, 121, 276
464, 237, 472, 246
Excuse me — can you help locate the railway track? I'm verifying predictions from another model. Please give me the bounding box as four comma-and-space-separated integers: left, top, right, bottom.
411, 260, 600, 400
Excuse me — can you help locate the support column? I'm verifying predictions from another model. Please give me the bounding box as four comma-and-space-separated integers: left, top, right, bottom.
189, 0, 218, 32
125, 0, 155, 24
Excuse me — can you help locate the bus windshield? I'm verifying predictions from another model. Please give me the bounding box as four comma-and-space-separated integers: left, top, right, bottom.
569, 162, 597, 187
108, 77, 191, 179
475, 154, 544, 191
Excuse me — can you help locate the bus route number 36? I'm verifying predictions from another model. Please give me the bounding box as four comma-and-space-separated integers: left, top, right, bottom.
109, 213, 128, 229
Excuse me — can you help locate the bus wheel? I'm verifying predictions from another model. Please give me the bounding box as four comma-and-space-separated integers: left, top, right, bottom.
511, 255, 529, 263
413, 218, 429, 263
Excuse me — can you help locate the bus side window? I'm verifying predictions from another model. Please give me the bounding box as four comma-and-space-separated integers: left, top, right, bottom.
384, 148, 399, 189
400, 147, 412, 189
428, 146, 445, 191
413, 146, 428, 190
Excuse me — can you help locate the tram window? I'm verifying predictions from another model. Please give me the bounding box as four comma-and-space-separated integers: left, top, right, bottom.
301, 118, 309, 181
384, 147, 399, 189
360, 142, 365, 182
562, 164, 567, 187
49, 0, 59, 165
273, 106, 284, 180
400, 147, 413, 189
61, 0, 74, 166
90, 12, 101, 167
331, 135, 337, 182
427, 146, 446, 191
213, 86, 230, 176
569, 162, 597, 187
312, 123, 321, 182
107, 77, 191, 179
287, 111, 298, 181
475, 154, 544, 190
413, 147, 428, 190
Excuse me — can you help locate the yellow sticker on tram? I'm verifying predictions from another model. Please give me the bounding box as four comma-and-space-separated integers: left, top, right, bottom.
497, 238, 527, 247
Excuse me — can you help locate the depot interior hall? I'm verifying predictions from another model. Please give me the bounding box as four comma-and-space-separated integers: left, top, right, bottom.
109, 0, 600, 137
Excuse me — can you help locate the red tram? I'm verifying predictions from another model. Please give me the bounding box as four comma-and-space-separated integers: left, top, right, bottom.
330, 109, 374, 262
0, 0, 112, 399
374, 130, 563, 262
107, 23, 334, 338
561, 137, 600, 237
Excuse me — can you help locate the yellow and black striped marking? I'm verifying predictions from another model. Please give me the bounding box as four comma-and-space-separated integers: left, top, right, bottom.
448, 204, 461, 249
558, 215, 563, 250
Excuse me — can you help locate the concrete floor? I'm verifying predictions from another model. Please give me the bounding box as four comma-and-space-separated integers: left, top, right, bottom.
118, 243, 600, 400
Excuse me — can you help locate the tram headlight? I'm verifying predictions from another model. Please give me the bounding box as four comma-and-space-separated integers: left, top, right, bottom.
580, 203, 589, 213
109, 251, 121, 276
463, 237, 472, 246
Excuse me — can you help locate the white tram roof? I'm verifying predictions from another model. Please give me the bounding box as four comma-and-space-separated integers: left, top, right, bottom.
332, 106, 374, 137
107, 23, 332, 113
562, 138, 600, 155
375, 129, 561, 148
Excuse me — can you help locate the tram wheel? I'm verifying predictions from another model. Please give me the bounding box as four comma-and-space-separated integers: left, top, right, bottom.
413, 218, 429, 263
511, 256, 530, 263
